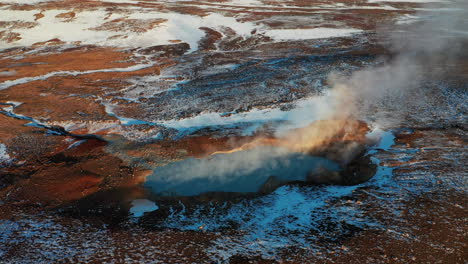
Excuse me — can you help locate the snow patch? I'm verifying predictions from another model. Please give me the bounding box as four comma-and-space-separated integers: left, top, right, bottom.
156, 90, 346, 136
368, 0, 444, 2
0, 63, 153, 90
263, 28, 362, 41
47, 120, 120, 134
0, 8, 256, 51
0, 0, 58, 4
0, 143, 11, 164
130, 199, 159, 217
0, 7, 368, 51
396, 14, 421, 25
66, 139, 87, 150
367, 127, 396, 151
228, 0, 263, 6
0, 70, 16, 77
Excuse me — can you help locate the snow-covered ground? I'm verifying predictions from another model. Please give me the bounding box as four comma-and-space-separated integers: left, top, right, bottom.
264, 28, 362, 41
0, 0, 465, 262
0, 143, 11, 164
129, 199, 159, 217
0, 7, 366, 50
1, 0, 446, 51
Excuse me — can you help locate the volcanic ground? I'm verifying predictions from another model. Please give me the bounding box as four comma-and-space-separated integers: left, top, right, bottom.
0, 0, 467, 263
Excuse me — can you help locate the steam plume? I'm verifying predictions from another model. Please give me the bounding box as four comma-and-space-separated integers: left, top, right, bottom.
147, 1, 468, 189
215, 0, 468, 166
323, 0, 468, 128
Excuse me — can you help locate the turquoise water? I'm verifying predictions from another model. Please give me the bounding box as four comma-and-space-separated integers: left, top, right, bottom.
145, 146, 341, 196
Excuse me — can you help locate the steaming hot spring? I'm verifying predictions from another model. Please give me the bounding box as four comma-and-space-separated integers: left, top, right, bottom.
145, 119, 379, 197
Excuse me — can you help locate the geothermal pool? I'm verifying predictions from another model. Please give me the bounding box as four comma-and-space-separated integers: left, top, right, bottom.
145, 146, 342, 196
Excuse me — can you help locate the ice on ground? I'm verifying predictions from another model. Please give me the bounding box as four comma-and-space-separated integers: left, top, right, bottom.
228, 0, 263, 6
115, 12, 256, 51
0, 143, 11, 164
0, 9, 38, 22
0, 0, 58, 4
263, 28, 362, 41
0, 6, 366, 51
0, 8, 256, 51
0, 63, 153, 90
156, 90, 346, 135
367, 127, 396, 151
157, 107, 286, 132
47, 120, 120, 134
368, 0, 445, 2
396, 14, 421, 25
130, 199, 159, 217
0, 70, 16, 77
0, 9, 113, 50
319, 4, 399, 10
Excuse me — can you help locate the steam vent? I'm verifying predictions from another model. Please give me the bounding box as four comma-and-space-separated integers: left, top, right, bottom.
0, 0, 466, 263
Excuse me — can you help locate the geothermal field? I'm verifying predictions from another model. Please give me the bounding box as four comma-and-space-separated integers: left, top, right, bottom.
0, 0, 467, 263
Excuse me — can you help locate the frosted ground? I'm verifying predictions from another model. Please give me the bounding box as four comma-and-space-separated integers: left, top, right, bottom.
0, 0, 466, 263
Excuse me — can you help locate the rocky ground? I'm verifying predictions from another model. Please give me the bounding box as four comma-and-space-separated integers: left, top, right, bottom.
0, 0, 467, 263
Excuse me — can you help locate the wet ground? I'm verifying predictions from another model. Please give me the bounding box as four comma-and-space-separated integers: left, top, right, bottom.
0, 0, 467, 263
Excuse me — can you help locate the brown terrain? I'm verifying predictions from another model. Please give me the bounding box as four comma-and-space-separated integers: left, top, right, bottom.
0, 0, 466, 263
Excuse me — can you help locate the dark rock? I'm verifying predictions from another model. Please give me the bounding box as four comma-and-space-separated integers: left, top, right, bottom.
258, 175, 283, 194
139, 42, 190, 57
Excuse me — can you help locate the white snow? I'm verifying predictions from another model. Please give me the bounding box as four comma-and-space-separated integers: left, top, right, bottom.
0, 0, 58, 4
0, 10, 37, 22
368, 0, 444, 2
47, 120, 120, 134
0, 70, 16, 77
0, 144, 11, 164
319, 4, 399, 10
0, 8, 257, 51
156, 89, 345, 135
117, 12, 256, 51
129, 199, 159, 217
263, 28, 362, 41
66, 139, 87, 150
0, 63, 153, 90
0, 7, 366, 51
367, 127, 396, 151
97, 0, 139, 3
157, 108, 285, 131
228, 0, 263, 6
6, 101, 22, 107
396, 14, 421, 25
0, 9, 118, 50
206, 1, 401, 11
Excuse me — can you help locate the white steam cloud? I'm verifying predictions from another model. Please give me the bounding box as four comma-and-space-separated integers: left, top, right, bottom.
324, 0, 468, 128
